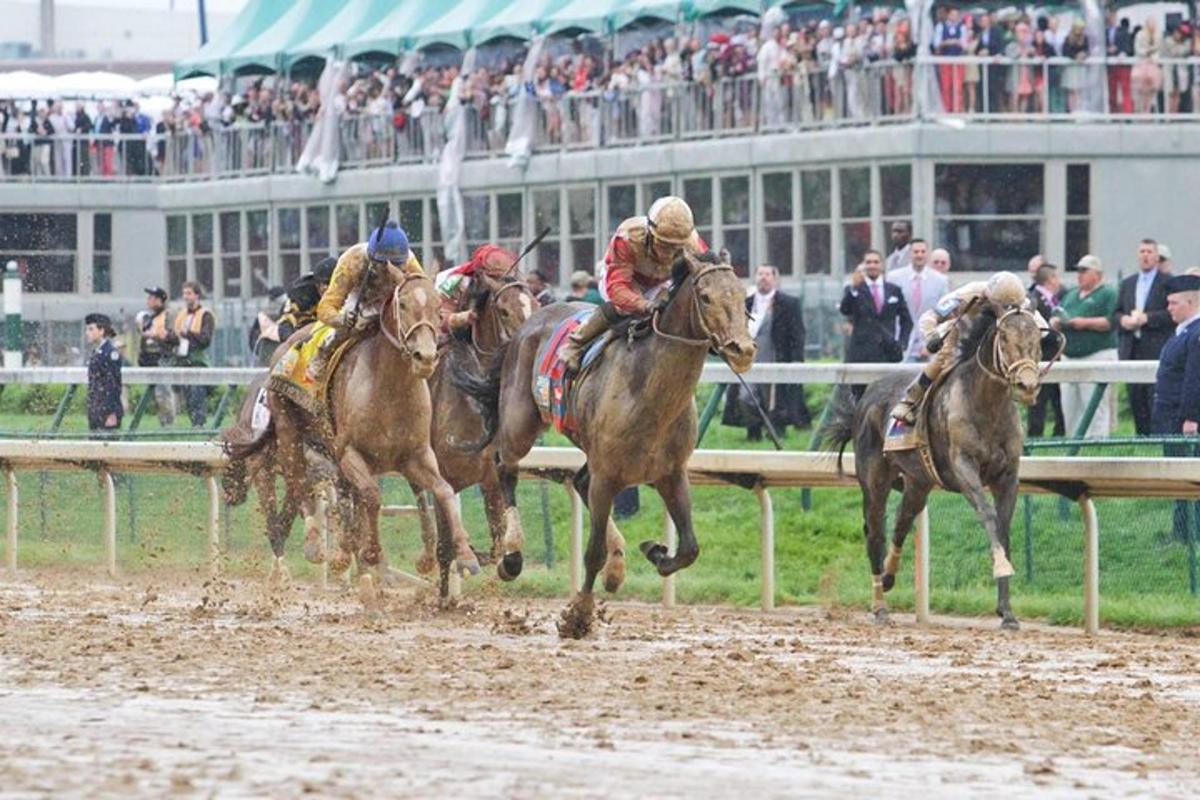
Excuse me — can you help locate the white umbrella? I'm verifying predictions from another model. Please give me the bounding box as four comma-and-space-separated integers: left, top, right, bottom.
136, 73, 218, 97
52, 71, 138, 99
0, 70, 57, 99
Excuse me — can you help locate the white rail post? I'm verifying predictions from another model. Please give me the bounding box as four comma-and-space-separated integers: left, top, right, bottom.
206, 475, 220, 578
1080, 494, 1100, 635
914, 507, 930, 623
755, 485, 774, 612
100, 469, 116, 578
5, 468, 17, 575
566, 482, 583, 594
662, 514, 677, 608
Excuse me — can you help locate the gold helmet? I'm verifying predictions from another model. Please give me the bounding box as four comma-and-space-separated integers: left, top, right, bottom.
646, 196, 695, 246
986, 271, 1027, 307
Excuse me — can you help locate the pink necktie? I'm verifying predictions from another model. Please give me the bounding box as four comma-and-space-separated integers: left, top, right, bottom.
871, 283, 883, 313
911, 275, 921, 314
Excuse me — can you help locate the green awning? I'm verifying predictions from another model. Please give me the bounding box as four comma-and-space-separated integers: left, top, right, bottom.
223, 0, 347, 74
473, 0, 577, 45
612, 0, 682, 31
688, 1, 764, 19
174, 0, 291, 79
542, 0, 620, 36
411, 0, 509, 51
283, 0, 397, 68
346, 2, 449, 60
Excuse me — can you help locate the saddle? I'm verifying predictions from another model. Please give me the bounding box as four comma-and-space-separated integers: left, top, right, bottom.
533, 309, 614, 434
267, 322, 361, 426
882, 365, 956, 489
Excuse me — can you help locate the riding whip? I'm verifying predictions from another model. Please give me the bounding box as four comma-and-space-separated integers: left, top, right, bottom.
351, 206, 392, 324
725, 358, 784, 450
503, 226, 553, 277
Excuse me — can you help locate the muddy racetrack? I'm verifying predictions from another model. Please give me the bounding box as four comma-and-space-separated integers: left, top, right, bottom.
1, 572, 1198, 798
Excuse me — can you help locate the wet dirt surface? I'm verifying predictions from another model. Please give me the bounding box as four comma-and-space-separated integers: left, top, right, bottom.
1, 572, 1198, 798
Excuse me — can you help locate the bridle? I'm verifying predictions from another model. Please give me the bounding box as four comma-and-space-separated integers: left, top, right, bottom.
379, 271, 439, 358
651, 261, 739, 353
471, 279, 535, 358
976, 307, 1064, 385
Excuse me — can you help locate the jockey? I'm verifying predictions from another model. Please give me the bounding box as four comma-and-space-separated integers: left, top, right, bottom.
276, 256, 337, 343
890, 271, 1032, 424
435, 244, 519, 335
307, 221, 421, 380
559, 196, 708, 372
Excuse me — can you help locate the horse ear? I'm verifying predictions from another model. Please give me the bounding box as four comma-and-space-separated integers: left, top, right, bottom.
671, 255, 692, 285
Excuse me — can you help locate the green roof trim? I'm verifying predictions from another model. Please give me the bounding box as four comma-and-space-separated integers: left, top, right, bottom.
283, 0, 397, 68
174, 0, 291, 79
222, 0, 348, 75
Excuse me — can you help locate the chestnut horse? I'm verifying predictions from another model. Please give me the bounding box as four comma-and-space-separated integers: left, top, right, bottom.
452, 253, 755, 637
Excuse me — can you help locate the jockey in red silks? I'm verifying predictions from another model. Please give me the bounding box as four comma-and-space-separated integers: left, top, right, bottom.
559, 196, 708, 373
434, 244, 519, 334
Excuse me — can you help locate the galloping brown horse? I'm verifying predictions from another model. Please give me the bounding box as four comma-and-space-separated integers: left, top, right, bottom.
452, 253, 755, 636
822, 306, 1054, 629
418, 272, 538, 580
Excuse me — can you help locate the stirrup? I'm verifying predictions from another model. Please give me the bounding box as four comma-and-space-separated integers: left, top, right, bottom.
891, 401, 917, 425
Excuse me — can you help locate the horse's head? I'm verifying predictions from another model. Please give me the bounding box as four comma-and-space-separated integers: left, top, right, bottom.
990, 306, 1047, 405
383, 270, 440, 378
471, 273, 538, 354
665, 253, 756, 372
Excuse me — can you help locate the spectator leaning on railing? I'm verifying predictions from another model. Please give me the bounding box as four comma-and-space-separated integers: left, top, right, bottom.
1051, 255, 1119, 439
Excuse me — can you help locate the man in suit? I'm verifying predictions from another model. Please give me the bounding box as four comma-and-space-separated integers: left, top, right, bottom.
1027, 263, 1065, 437
976, 12, 1007, 113
887, 238, 948, 361
723, 264, 811, 439
1152, 273, 1200, 541
1116, 238, 1173, 435
840, 249, 912, 398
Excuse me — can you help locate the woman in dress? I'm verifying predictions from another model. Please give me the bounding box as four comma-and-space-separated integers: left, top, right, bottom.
1132, 17, 1163, 114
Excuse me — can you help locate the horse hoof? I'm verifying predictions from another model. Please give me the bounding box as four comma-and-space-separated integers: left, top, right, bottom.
603, 555, 625, 594
556, 594, 595, 640
415, 553, 436, 576
1000, 617, 1020, 631
873, 607, 889, 625
329, 552, 352, 575
881, 573, 895, 592
639, 540, 669, 567
456, 558, 481, 578
302, 541, 325, 565
497, 552, 523, 582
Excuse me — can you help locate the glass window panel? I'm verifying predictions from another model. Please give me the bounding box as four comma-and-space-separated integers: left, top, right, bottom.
247, 209, 269, 251
366, 201, 391, 234
93, 213, 112, 252
608, 184, 636, 228
842, 221, 873, 271
399, 199, 423, 243
802, 224, 831, 274
92, 254, 111, 293
840, 167, 870, 219
933, 219, 1042, 272
537, 244, 561, 284
191, 213, 213, 255
219, 211, 240, 255
764, 227, 793, 275
1066, 220, 1090, 270
1067, 164, 1089, 216
571, 239, 595, 273
934, 164, 1044, 216
167, 215, 187, 256
720, 176, 750, 225
762, 172, 792, 223
682, 178, 712, 226
642, 179, 671, 205
282, 253, 302, 287
463, 194, 490, 244
429, 200, 441, 243
7, 254, 74, 293
568, 188, 595, 236
801, 170, 831, 219
722, 228, 750, 277
498, 193, 522, 239
278, 208, 300, 249
533, 190, 560, 235
880, 164, 912, 217
336, 203, 361, 247
0, 213, 75, 251
249, 255, 270, 296
195, 258, 214, 296
222, 257, 241, 297
306, 205, 330, 251
168, 259, 187, 298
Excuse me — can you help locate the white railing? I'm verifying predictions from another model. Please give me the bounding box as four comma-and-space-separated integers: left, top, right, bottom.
1, 438, 1197, 634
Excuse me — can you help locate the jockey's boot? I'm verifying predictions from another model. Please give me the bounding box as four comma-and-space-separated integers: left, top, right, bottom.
890, 373, 932, 426
305, 329, 347, 383
559, 311, 612, 375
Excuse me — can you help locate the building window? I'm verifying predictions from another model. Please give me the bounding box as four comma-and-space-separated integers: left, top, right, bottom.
761, 171, 793, 275
463, 193, 491, 256
191, 213, 213, 296
840, 166, 871, 271
719, 175, 750, 276
1065, 163, 1090, 269
93, 213, 112, 294
0, 213, 76, 293
246, 209, 269, 296
879, 163, 912, 248
306, 205, 331, 267
397, 199, 424, 266
682, 177, 713, 248
641, 179, 672, 209
567, 187, 596, 275
278, 207, 301, 286
800, 169, 831, 274
166, 214, 187, 298
935, 163, 1044, 271
219, 211, 242, 298
497, 192, 523, 254
336, 203, 361, 249
607, 184, 636, 234
428, 199, 445, 271
533, 189, 561, 282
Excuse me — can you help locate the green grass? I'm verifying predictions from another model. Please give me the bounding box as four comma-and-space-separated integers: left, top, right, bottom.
2, 380, 1198, 630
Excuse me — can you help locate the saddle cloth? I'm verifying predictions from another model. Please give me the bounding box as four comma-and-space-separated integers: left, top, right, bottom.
533, 308, 609, 434
267, 323, 356, 419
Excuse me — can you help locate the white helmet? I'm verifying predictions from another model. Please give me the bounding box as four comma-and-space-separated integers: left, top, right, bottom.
646, 196, 695, 246
985, 272, 1026, 307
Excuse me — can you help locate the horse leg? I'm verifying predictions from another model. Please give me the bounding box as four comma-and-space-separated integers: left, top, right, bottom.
268, 407, 309, 584
643, 470, 699, 577
883, 482, 933, 592
325, 477, 356, 576
860, 460, 894, 622
572, 464, 626, 593
489, 382, 545, 580
405, 447, 481, 579
479, 459, 520, 580
337, 445, 384, 608
991, 472, 1020, 630
412, 487, 438, 576
558, 473, 619, 639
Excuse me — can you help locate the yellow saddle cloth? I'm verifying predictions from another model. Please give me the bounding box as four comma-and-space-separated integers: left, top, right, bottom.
268, 323, 352, 418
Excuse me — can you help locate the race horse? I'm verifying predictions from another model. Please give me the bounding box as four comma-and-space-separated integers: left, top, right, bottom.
418, 272, 538, 580
227, 265, 481, 601
821, 305, 1055, 629
452, 253, 756, 637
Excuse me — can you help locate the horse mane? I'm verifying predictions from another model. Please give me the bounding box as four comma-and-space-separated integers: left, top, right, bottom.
468, 272, 523, 314
956, 304, 998, 362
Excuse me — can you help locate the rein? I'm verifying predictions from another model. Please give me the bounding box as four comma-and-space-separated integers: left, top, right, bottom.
379, 272, 439, 357
975, 307, 1058, 384
650, 262, 737, 350
471, 280, 534, 358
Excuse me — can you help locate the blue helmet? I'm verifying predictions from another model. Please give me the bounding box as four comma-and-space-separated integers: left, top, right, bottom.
367, 221, 410, 264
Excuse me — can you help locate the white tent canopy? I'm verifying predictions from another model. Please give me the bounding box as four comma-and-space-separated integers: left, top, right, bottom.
0, 70, 57, 99
52, 71, 139, 99
135, 73, 219, 97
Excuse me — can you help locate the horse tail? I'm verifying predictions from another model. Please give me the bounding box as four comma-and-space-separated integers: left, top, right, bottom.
817, 384, 858, 477
447, 342, 508, 452
220, 418, 272, 505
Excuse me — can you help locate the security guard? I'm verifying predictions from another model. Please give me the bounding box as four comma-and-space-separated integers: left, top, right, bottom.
1152, 273, 1200, 543
135, 285, 175, 425
84, 313, 123, 433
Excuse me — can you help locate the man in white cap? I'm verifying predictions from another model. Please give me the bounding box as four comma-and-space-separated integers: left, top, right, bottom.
1158, 243, 1175, 274
1051, 255, 1118, 438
